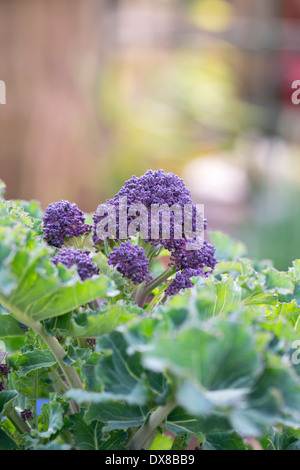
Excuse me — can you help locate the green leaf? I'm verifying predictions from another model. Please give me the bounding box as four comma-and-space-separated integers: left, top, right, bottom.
289, 260, 300, 283
214, 258, 253, 278
243, 292, 278, 307
95, 331, 166, 404
171, 432, 190, 450
84, 402, 149, 431
0, 315, 27, 337
70, 412, 127, 450
70, 412, 106, 450
150, 433, 173, 450
0, 428, 18, 450
262, 428, 300, 450
209, 231, 247, 261
0, 180, 6, 198
94, 252, 130, 295
203, 431, 248, 450
231, 356, 300, 437
193, 276, 243, 320
52, 303, 143, 338
0, 198, 35, 230
81, 352, 102, 391
99, 430, 127, 450
166, 407, 230, 436
67, 330, 167, 405
33, 442, 71, 450
16, 349, 56, 376
143, 319, 260, 401
38, 401, 64, 438
263, 267, 294, 295
0, 390, 18, 417
269, 300, 300, 331
62, 343, 91, 367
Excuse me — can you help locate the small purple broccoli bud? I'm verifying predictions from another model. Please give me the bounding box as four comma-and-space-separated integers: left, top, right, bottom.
108, 241, 152, 285
86, 338, 96, 348
164, 241, 217, 296
170, 240, 217, 273
51, 248, 99, 281
0, 364, 10, 376
21, 408, 33, 421
42, 200, 92, 248
0, 382, 4, 391
165, 269, 200, 296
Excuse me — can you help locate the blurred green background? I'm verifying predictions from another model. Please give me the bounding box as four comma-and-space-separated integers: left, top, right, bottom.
1, 0, 300, 270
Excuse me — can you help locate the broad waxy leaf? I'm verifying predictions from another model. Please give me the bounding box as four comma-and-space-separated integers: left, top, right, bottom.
209, 231, 247, 261
0, 315, 27, 337
67, 330, 167, 405
38, 401, 64, 438
262, 266, 294, 295
50, 303, 143, 338
0, 222, 119, 324
203, 431, 249, 450
166, 407, 231, 436
84, 402, 150, 431
16, 350, 56, 376
142, 319, 261, 394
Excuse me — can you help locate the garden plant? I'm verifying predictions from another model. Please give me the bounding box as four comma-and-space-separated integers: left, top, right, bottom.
1, 170, 300, 451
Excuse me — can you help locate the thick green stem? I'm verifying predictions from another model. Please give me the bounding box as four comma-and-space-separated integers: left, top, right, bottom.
132, 281, 146, 305
145, 284, 169, 314
30, 321, 84, 391
33, 370, 39, 429
49, 368, 69, 394
4, 405, 31, 434
127, 401, 176, 450
145, 266, 176, 296
136, 266, 176, 308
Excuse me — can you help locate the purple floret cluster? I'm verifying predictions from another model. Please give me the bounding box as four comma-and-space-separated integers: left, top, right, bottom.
51, 249, 99, 281
165, 269, 200, 296
169, 240, 217, 272
21, 408, 33, 421
108, 241, 152, 285
42, 200, 92, 248
0, 363, 10, 376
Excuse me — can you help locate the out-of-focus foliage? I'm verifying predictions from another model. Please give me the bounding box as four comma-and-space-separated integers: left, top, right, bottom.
97, 51, 256, 196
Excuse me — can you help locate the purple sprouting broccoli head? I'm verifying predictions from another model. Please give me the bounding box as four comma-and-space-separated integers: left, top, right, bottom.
92, 169, 217, 296
92, 169, 205, 245
51, 248, 99, 281
42, 200, 92, 248
108, 241, 152, 285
